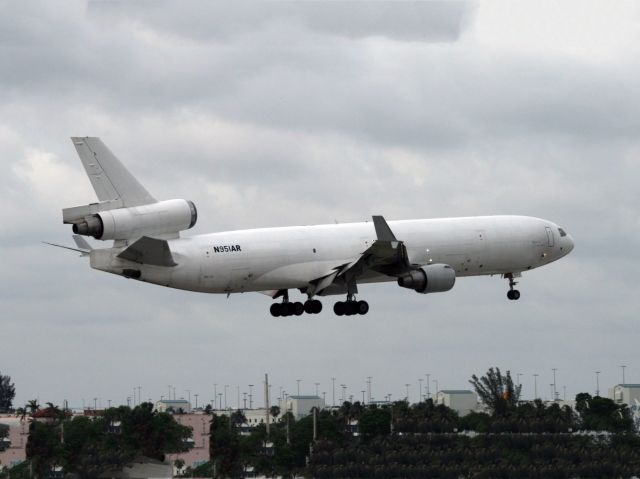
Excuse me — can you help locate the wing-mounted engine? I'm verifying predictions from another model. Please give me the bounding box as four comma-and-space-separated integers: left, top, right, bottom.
63, 199, 197, 240
397, 264, 456, 294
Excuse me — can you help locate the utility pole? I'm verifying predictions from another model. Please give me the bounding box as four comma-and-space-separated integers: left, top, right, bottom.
265, 374, 271, 438
533, 374, 539, 400
595, 371, 601, 396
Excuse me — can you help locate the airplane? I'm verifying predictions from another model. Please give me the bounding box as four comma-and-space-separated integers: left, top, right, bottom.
51, 137, 574, 317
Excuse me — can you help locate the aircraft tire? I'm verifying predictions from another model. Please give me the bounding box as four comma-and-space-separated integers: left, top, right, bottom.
270, 303, 281, 317
293, 302, 304, 316
345, 301, 357, 316
313, 300, 323, 314
512, 290, 521, 300
334, 302, 345, 316
357, 300, 369, 315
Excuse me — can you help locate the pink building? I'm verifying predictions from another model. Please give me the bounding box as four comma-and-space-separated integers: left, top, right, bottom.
166, 413, 210, 472
0, 415, 28, 470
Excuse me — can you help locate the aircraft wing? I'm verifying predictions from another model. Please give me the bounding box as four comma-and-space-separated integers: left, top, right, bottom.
307, 216, 411, 296
117, 236, 177, 267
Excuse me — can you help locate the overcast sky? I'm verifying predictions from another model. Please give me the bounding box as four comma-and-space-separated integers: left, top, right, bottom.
1, 0, 639, 410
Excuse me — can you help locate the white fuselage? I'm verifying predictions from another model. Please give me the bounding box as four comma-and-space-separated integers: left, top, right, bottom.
90, 215, 574, 296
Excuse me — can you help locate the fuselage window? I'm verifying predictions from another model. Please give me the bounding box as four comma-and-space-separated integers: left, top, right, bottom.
558, 227, 567, 237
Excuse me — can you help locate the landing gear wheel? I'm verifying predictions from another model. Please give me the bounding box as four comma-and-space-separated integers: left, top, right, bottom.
334, 302, 345, 316
293, 302, 304, 316
270, 303, 281, 317
511, 290, 520, 300
346, 301, 358, 316
304, 299, 323, 314
356, 300, 369, 315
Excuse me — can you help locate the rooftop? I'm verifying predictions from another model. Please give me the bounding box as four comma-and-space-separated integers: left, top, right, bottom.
439, 390, 475, 395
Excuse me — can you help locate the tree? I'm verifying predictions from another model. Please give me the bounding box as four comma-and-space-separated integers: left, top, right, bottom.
0, 373, 15, 412
270, 405, 281, 419
210, 414, 243, 478
575, 393, 635, 433
469, 367, 521, 415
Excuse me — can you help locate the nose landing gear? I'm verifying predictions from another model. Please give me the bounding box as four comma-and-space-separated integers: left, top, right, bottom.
505, 273, 521, 301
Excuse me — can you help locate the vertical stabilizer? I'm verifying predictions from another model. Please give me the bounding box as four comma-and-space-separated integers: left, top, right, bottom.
71, 137, 156, 207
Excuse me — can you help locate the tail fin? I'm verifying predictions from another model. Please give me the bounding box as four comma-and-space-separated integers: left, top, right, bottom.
71, 137, 156, 207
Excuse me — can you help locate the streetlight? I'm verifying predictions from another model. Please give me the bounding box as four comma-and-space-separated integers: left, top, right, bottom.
361, 390, 366, 403
331, 377, 336, 407
366, 376, 372, 404
419, 378, 423, 402
249, 385, 254, 409
425, 374, 431, 399
218, 393, 222, 410
243, 392, 247, 409
213, 384, 217, 409
552, 368, 558, 401
595, 371, 601, 396
224, 385, 228, 409
194, 394, 199, 409
340, 384, 347, 403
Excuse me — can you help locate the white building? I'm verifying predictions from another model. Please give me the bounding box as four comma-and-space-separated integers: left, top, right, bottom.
154, 399, 191, 413
609, 384, 640, 427
435, 390, 478, 416
280, 395, 325, 420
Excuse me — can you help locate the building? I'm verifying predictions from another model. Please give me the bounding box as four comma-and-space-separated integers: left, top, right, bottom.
166, 413, 209, 474
154, 399, 191, 413
279, 395, 325, 420
435, 390, 478, 416
0, 415, 27, 470
609, 384, 640, 427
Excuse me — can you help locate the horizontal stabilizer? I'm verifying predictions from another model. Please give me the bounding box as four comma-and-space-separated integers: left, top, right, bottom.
117, 236, 177, 267
43, 240, 90, 256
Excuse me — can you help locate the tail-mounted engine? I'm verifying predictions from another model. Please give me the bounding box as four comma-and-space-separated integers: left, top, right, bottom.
397, 264, 456, 294
63, 199, 197, 240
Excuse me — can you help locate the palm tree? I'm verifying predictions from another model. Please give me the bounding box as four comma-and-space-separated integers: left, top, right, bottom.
26, 399, 40, 415
15, 407, 27, 422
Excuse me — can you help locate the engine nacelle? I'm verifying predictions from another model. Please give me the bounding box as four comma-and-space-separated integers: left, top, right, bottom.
71, 199, 197, 240
397, 264, 456, 294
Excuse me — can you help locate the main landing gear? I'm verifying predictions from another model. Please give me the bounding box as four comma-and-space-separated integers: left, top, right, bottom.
505, 273, 521, 301
333, 295, 369, 316
270, 290, 323, 317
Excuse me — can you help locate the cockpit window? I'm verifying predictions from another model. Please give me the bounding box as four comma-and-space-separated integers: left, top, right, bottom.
558, 227, 567, 237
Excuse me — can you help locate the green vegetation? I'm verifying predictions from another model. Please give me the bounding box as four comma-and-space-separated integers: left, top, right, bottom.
0, 373, 15, 413
0, 403, 191, 479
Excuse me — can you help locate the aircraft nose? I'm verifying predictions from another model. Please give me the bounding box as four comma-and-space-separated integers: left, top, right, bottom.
564, 234, 575, 254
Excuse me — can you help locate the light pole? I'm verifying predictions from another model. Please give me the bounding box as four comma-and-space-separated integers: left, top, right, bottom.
361, 390, 366, 403
218, 393, 222, 410
340, 384, 347, 403
419, 378, 423, 402
533, 374, 539, 399
426, 374, 431, 399
595, 371, 601, 396
186, 389, 191, 405
224, 385, 228, 409
552, 368, 558, 401
213, 384, 217, 409
621, 365, 627, 384
367, 376, 372, 404
315, 382, 320, 396
331, 377, 336, 407
243, 392, 247, 409
249, 385, 254, 409
194, 394, 199, 409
